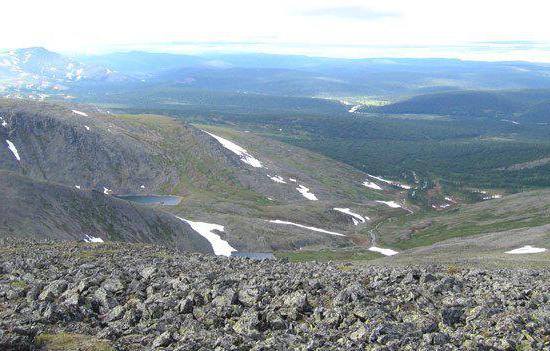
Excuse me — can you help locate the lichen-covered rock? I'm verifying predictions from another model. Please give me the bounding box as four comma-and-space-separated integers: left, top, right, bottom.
0, 242, 548, 350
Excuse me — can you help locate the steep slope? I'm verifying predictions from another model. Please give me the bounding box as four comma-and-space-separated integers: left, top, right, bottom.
0, 99, 405, 253
0, 99, 179, 193
0, 170, 213, 254
176, 125, 407, 252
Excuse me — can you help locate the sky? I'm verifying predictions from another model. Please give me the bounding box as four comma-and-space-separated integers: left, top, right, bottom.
2, 0, 550, 62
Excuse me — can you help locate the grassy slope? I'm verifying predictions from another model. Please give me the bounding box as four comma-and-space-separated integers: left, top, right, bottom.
85, 114, 405, 252
195, 124, 386, 202
377, 189, 550, 249
110, 114, 272, 207
275, 248, 383, 263
182, 124, 406, 251
375, 224, 550, 268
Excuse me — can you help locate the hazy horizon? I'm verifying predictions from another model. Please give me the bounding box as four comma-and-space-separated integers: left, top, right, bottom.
2, 0, 550, 62
3, 45, 550, 65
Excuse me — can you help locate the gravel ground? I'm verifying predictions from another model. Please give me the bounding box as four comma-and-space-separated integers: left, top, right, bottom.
0, 242, 549, 350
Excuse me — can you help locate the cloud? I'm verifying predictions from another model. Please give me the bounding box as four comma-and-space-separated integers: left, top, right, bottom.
475, 40, 541, 45
299, 6, 398, 21
468, 40, 548, 52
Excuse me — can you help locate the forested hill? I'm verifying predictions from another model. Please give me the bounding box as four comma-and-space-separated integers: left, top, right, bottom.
374, 90, 550, 119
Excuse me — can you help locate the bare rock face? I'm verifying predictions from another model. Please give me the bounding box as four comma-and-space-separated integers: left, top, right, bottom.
0, 242, 548, 350
0, 99, 179, 194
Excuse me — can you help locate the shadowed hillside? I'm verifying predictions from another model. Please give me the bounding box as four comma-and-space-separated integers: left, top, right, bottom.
0, 170, 213, 253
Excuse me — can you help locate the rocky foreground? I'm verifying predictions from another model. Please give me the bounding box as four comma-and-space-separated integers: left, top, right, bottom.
0, 243, 549, 350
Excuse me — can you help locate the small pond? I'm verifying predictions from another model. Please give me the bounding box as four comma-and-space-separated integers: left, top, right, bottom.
114, 195, 182, 206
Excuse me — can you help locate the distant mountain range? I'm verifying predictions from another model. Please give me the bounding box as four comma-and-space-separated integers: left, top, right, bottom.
0, 47, 127, 96
4, 47, 550, 100
80, 51, 550, 97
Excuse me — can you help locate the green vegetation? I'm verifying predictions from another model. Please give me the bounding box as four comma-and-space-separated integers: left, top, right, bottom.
276, 249, 382, 262
74, 84, 550, 194
35, 333, 114, 351
392, 216, 548, 250
196, 124, 383, 203
63, 86, 550, 252
378, 189, 550, 249
9, 280, 28, 289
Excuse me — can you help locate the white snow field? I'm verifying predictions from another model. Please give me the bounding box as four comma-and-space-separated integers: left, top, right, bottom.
5, 140, 20, 161
268, 220, 345, 236
505, 246, 547, 254
204, 131, 263, 168
368, 246, 398, 256
178, 217, 237, 257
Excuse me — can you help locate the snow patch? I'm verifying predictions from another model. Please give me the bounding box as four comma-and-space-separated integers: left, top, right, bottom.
296, 185, 318, 201
84, 125, 90, 131
376, 200, 402, 209
204, 131, 263, 168
368, 246, 398, 256
71, 110, 88, 117
289, 178, 297, 183
5, 140, 20, 161
103, 187, 112, 195
501, 119, 520, 125
363, 181, 382, 190
477, 190, 502, 200
367, 174, 411, 189
505, 246, 547, 254
268, 175, 286, 184
75, 185, 81, 189
268, 220, 345, 236
178, 217, 236, 256
140, 185, 145, 189
333, 207, 368, 224
84, 235, 104, 243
